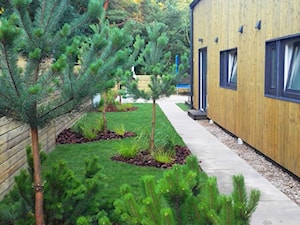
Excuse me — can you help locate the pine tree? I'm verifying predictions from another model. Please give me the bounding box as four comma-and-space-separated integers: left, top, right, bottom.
0, 1, 134, 224
90, 23, 143, 135
127, 22, 189, 153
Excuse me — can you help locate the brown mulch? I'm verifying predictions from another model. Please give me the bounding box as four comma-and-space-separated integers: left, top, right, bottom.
111, 145, 192, 169
56, 128, 136, 144
100, 104, 138, 112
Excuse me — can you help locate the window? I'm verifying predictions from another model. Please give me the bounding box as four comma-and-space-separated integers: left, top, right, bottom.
220, 48, 237, 89
265, 35, 300, 102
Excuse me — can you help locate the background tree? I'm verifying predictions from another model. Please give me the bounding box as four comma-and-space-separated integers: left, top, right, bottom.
0, 0, 134, 224
156, 0, 190, 58
104, 0, 190, 72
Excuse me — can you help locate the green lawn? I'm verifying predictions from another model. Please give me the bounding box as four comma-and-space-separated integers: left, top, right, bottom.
176, 102, 190, 111
2, 103, 259, 224
42, 103, 186, 211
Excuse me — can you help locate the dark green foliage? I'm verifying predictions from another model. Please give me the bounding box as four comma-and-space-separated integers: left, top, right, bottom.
0, 169, 35, 225
114, 156, 260, 225
0, 145, 48, 225
127, 22, 189, 100
0, 152, 106, 225
105, 0, 190, 64
43, 157, 105, 225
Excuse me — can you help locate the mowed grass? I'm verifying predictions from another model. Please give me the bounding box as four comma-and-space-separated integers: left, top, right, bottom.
176, 102, 190, 111
42, 103, 186, 208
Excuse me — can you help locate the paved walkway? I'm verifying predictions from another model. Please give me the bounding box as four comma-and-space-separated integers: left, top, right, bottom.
156, 95, 300, 225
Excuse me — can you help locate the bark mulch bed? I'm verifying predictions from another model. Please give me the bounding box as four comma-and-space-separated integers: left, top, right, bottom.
104, 104, 138, 112
56, 128, 192, 169
111, 145, 192, 169
56, 128, 136, 144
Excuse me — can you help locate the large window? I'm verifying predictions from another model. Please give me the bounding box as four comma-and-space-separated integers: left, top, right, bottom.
265, 35, 300, 102
220, 48, 237, 89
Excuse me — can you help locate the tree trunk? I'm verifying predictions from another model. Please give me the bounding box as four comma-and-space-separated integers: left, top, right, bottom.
31, 125, 45, 225
117, 81, 122, 104
103, 0, 109, 10
150, 100, 156, 153
102, 91, 108, 135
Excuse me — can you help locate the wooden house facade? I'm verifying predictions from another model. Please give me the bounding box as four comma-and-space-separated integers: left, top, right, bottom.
190, 0, 300, 177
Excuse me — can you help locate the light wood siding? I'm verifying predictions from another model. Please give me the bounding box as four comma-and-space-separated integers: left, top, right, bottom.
192, 0, 300, 177
0, 110, 84, 199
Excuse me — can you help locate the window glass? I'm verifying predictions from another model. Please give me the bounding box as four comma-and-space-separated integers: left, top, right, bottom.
265, 35, 300, 102
220, 48, 237, 89
228, 51, 237, 83
286, 41, 300, 91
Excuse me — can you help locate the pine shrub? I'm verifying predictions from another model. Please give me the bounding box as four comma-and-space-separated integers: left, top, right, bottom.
0, 151, 107, 225
114, 155, 260, 225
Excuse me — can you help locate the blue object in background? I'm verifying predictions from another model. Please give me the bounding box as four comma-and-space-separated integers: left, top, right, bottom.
175, 55, 179, 73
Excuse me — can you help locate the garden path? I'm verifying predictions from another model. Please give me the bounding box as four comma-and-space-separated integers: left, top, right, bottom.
156, 95, 300, 225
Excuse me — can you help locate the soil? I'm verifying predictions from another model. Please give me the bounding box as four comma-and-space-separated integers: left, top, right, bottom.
56, 129, 192, 168
56, 128, 136, 144
111, 145, 192, 169
101, 103, 138, 112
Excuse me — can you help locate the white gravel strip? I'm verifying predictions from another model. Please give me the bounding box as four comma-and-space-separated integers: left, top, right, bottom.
198, 119, 300, 206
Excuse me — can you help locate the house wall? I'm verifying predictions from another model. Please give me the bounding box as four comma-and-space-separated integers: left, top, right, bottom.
0, 111, 83, 200
192, 0, 300, 177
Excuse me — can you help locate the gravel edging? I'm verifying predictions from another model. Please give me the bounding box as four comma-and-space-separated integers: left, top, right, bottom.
198, 119, 300, 206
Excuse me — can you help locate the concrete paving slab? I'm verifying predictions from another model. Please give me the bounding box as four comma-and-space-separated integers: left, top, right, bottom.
156, 95, 300, 225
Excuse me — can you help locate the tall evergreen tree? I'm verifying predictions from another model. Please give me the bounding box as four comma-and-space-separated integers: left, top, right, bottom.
0, 0, 134, 224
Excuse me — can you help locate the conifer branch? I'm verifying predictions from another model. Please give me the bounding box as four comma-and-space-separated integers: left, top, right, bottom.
0, 91, 15, 110
14, 7, 34, 46
2, 44, 20, 98
38, 97, 76, 123
44, 1, 56, 31
40, 0, 46, 26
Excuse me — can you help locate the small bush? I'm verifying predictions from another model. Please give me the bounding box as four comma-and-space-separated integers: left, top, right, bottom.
118, 143, 139, 159
113, 123, 126, 136
156, 126, 177, 150
106, 90, 118, 105
152, 146, 174, 163
72, 113, 104, 139
116, 103, 134, 112
134, 130, 150, 151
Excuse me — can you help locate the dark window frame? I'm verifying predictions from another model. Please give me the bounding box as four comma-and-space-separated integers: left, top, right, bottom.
265, 34, 300, 103
220, 48, 238, 90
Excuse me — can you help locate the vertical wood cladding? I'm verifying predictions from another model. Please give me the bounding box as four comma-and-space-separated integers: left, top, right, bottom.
192, 0, 300, 177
